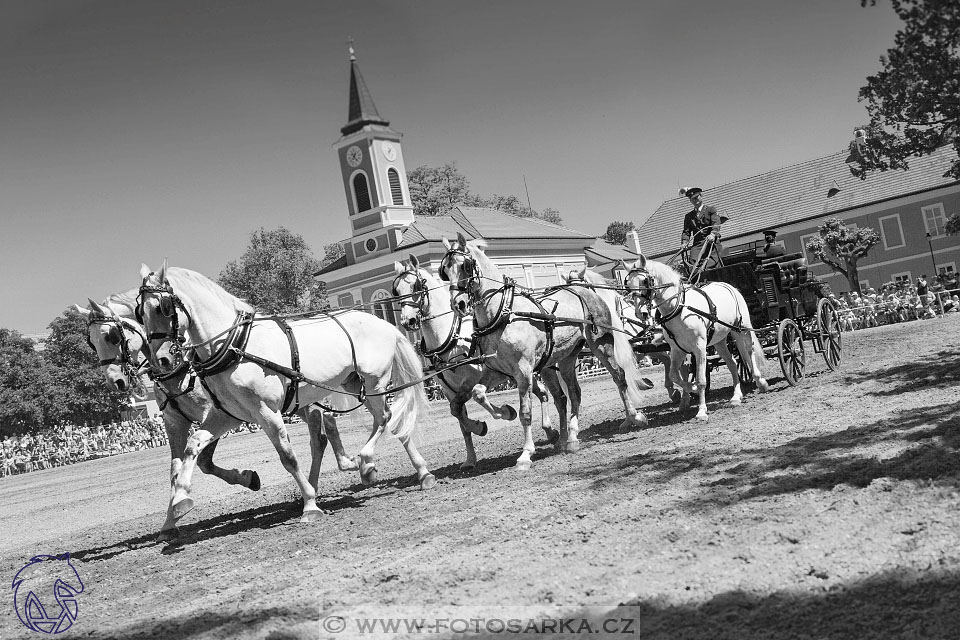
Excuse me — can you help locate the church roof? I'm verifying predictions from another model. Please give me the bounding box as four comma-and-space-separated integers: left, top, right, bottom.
638, 145, 960, 258
397, 206, 594, 248
340, 56, 394, 137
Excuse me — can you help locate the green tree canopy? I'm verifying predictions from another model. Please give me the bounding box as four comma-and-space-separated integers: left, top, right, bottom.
219, 227, 327, 314
602, 221, 636, 246
851, 0, 960, 180
804, 218, 881, 294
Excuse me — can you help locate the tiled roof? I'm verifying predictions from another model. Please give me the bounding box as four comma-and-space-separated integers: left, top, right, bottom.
639, 145, 960, 258
584, 238, 638, 263
398, 206, 594, 248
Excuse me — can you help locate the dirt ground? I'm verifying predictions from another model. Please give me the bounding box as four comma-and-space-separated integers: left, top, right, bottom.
2, 314, 960, 640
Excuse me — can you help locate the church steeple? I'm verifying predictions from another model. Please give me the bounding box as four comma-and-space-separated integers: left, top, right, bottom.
334, 41, 414, 266
341, 42, 391, 136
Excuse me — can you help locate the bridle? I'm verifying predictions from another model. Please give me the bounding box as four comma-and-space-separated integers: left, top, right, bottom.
85, 314, 149, 397
391, 268, 431, 328
136, 275, 191, 370
624, 267, 657, 307
439, 246, 481, 298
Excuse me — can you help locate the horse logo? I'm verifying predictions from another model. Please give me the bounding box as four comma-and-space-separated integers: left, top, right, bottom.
12, 553, 85, 634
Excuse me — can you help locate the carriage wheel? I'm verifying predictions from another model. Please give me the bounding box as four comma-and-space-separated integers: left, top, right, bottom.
816, 298, 843, 371
777, 318, 805, 386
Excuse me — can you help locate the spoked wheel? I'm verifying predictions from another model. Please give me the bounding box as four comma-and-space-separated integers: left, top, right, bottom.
816, 298, 843, 371
777, 318, 805, 386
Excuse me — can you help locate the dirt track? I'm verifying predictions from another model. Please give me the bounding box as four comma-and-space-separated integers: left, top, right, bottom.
2, 314, 960, 640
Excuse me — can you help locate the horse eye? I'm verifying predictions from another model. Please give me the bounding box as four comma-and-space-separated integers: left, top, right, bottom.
160, 297, 174, 317
106, 327, 121, 345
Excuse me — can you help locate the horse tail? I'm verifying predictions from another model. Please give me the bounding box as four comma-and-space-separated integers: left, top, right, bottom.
384, 330, 429, 440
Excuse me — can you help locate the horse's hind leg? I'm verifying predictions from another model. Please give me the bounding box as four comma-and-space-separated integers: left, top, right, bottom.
557, 358, 584, 452
538, 367, 567, 452
358, 396, 435, 489
532, 374, 559, 445
196, 436, 261, 491
713, 337, 743, 406
256, 406, 321, 522
738, 331, 769, 392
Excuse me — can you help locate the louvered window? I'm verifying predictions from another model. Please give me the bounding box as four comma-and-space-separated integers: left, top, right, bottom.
353, 174, 371, 212
388, 168, 404, 205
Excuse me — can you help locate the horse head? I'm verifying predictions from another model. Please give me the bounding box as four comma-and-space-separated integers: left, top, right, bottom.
137, 261, 190, 373
75, 300, 148, 397
391, 254, 431, 331
440, 232, 485, 317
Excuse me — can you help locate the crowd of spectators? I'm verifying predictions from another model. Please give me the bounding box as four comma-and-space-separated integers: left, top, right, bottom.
833, 274, 959, 332
1, 417, 261, 478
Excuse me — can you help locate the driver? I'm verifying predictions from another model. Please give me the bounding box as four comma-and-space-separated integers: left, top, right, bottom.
680, 187, 722, 272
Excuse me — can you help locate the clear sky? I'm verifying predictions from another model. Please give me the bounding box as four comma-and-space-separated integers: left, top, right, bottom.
1, 0, 903, 334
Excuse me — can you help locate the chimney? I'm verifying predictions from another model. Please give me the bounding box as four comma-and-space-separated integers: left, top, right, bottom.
626, 229, 642, 254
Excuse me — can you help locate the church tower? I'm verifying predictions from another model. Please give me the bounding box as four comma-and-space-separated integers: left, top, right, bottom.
335, 45, 414, 266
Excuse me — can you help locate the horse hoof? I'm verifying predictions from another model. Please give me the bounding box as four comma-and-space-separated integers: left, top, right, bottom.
730, 397, 742, 406
758, 380, 769, 392
502, 405, 518, 421
478, 422, 488, 437
157, 527, 180, 542
172, 497, 195, 521
419, 473, 437, 490
669, 389, 682, 404
565, 441, 581, 453
247, 471, 261, 492
695, 414, 709, 423
300, 508, 323, 523
360, 465, 378, 486
544, 427, 560, 445
515, 459, 532, 471
460, 461, 476, 471
639, 377, 655, 390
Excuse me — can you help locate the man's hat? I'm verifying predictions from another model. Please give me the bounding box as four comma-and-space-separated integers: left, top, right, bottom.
761, 229, 777, 237
681, 187, 703, 198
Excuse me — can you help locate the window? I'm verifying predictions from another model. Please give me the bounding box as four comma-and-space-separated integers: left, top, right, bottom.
353, 174, 371, 212
387, 168, 404, 205
799, 233, 822, 264
858, 279, 870, 292
891, 271, 911, 285
878, 214, 905, 249
922, 203, 946, 238
337, 293, 355, 309
370, 290, 396, 325
364, 238, 377, 253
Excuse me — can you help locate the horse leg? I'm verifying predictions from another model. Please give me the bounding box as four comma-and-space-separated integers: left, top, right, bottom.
256, 406, 321, 523
693, 345, 709, 421
447, 392, 479, 470
558, 359, 583, 452
300, 406, 329, 493
739, 331, 769, 392
538, 367, 567, 452
158, 415, 189, 541
669, 349, 694, 411
468, 373, 518, 422
169, 427, 221, 523
657, 352, 680, 403
513, 371, 537, 470
713, 337, 743, 406
196, 436, 262, 491
531, 374, 559, 445
357, 396, 436, 489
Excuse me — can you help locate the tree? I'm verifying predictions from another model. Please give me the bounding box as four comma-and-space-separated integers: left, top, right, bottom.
804, 218, 881, 293
602, 221, 636, 246
42, 309, 127, 428
947, 214, 960, 235
407, 163, 472, 217
219, 227, 326, 314
851, 0, 960, 180
0, 329, 51, 435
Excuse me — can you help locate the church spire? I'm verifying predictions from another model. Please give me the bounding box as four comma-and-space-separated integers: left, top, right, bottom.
341, 39, 390, 136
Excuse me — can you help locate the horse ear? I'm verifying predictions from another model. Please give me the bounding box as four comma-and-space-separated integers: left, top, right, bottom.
409, 254, 420, 269
442, 236, 452, 250
636, 253, 647, 269
88, 299, 110, 316
74, 304, 92, 318
393, 261, 404, 275
139, 264, 152, 279
456, 232, 468, 248
158, 259, 169, 283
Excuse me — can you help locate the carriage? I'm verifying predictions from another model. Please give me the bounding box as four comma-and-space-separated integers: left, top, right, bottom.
669, 241, 843, 389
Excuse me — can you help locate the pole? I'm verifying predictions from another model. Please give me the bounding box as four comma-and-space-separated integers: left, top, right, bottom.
523, 174, 533, 213
926, 232, 938, 275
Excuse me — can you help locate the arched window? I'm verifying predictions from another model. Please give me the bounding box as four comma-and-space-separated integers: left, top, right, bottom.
353, 174, 372, 212
370, 289, 396, 326
387, 168, 404, 205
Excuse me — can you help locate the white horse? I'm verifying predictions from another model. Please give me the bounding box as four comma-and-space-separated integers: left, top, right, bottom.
624, 254, 769, 421
392, 255, 559, 469
77, 292, 359, 539
439, 233, 653, 470
136, 262, 432, 524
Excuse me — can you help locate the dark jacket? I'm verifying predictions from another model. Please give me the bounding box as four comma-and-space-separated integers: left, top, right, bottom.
681, 205, 721, 245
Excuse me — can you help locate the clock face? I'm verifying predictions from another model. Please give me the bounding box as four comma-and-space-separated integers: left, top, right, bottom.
382, 142, 397, 162
346, 145, 363, 168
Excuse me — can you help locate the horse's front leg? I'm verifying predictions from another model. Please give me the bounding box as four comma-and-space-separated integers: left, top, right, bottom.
447, 391, 479, 470
195, 433, 261, 491
693, 347, 709, 421
256, 405, 321, 523
514, 372, 536, 470
538, 368, 567, 452
531, 374, 559, 445
669, 350, 694, 410
169, 427, 220, 523
158, 416, 189, 541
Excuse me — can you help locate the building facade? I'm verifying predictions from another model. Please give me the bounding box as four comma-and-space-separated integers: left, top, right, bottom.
638, 146, 960, 293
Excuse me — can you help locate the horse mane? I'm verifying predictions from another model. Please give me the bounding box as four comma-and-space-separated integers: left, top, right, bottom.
102, 287, 140, 319
642, 259, 682, 287
464, 238, 500, 278
167, 267, 255, 314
